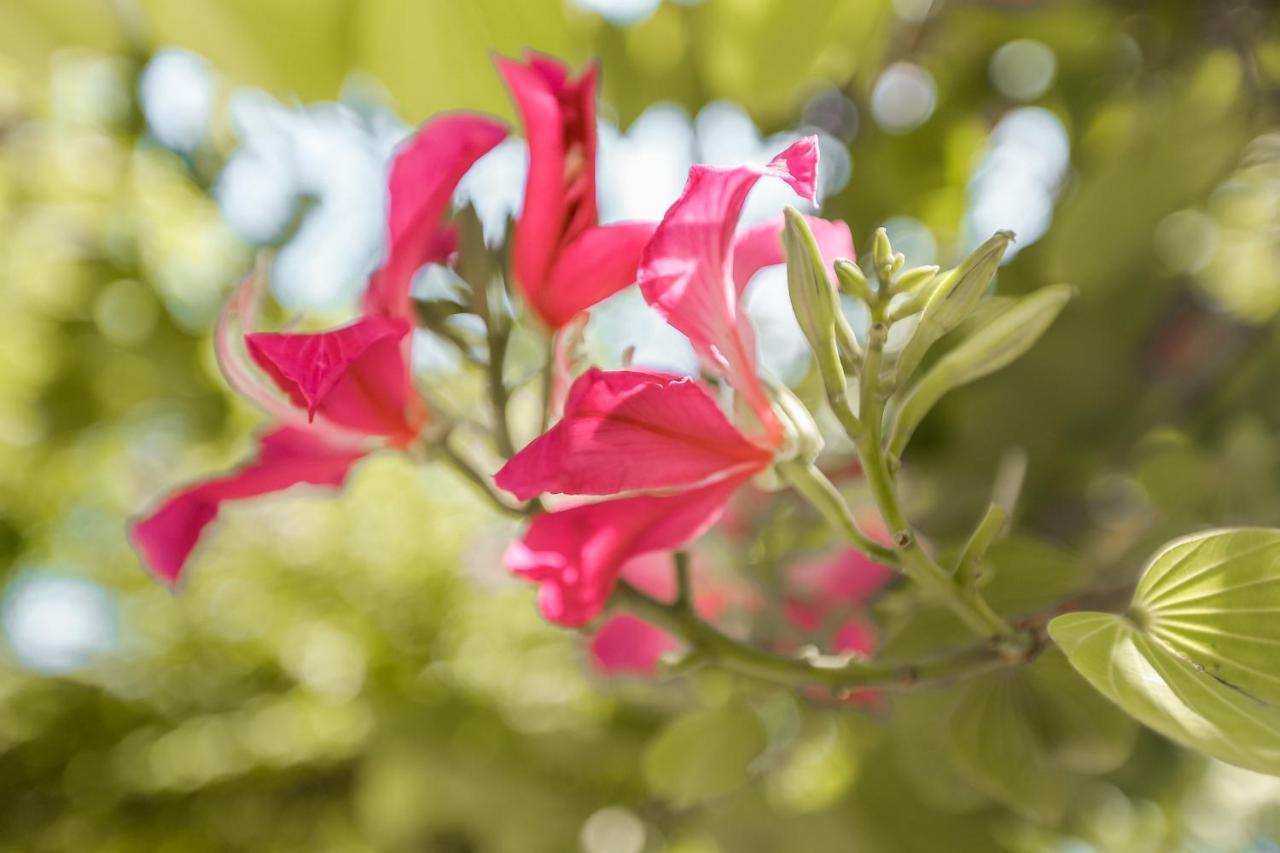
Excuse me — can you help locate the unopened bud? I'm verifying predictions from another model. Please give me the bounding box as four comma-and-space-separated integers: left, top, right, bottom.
894, 230, 1015, 385
872, 227, 894, 282
893, 264, 940, 296
783, 208, 847, 398
834, 259, 873, 304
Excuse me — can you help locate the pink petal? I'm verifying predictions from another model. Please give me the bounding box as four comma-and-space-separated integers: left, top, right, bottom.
494, 368, 770, 501
130, 428, 366, 585
505, 475, 745, 627
833, 618, 877, 656
498, 53, 599, 311
246, 317, 422, 444
731, 215, 854, 297
364, 114, 508, 319
637, 137, 820, 445
590, 613, 680, 677
531, 221, 657, 329
788, 548, 894, 607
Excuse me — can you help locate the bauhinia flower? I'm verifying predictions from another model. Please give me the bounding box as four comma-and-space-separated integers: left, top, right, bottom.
497, 52, 657, 330
496, 136, 854, 627
131, 113, 505, 584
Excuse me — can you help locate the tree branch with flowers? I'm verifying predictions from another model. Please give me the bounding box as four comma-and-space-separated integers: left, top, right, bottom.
132, 52, 1280, 782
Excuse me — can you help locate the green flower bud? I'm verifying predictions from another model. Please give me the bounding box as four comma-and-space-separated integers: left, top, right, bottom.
894, 230, 1015, 385
783, 207, 847, 398
893, 264, 941, 297
872, 227, 895, 281
834, 259, 873, 304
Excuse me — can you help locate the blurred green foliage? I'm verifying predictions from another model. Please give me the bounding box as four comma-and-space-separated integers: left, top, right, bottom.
5, 0, 1280, 850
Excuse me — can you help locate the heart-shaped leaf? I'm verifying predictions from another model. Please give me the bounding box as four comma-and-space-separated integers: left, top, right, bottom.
1050, 528, 1280, 776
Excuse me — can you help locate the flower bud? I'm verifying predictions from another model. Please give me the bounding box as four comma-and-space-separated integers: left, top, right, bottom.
783, 208, 847, 398
872, 227, 895, 282
893, 230, 1015, 385
834, 259, 873, 304
893, 264, 941, 297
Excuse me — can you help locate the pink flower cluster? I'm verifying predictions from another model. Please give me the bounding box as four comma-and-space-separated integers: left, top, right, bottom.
132, 53, 889, 677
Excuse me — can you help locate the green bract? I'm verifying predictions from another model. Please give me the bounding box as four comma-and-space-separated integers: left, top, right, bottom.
887, 283, 1073, 457
1050, 528, 1280, 775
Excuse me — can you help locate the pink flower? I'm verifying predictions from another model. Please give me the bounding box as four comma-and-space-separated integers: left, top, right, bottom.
494, 368, 771, 501
131, 112, 505, 584
499, 138, 853, 627
637, 136, 852, 444
498, 53, 656, 330
363, 114, 508, 320
506, 476, 747, 627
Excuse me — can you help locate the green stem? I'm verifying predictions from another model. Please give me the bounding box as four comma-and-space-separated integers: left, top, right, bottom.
612, 581, 1015, 690
673, 551, 694, 612
855, 316, 1018, 642
778, 460, 898, 565
485, 326, 517, 459
436, 437, 532, 519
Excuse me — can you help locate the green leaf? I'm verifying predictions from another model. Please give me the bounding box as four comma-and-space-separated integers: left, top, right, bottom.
1051, 529, 1280, 776
887, 284, 1073, 458
892, 230, 1014, 385
1050, 611, 1280, 776
946, 677, 1066, 822
1133, 528, 1280, 705
642, 705, 767, 807
1024, 649, 1138, 774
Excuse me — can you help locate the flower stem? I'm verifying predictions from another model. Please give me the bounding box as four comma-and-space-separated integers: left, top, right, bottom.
855, 313, 1018, 642
612, 581, 1015, 690
778, 460, 898, 565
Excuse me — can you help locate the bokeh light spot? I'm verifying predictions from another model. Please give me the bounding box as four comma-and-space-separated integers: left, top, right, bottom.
990, 39, 1058, 102
871, 63, 937, 134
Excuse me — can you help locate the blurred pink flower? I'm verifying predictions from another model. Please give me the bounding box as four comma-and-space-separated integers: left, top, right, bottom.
131, 111, 506, 584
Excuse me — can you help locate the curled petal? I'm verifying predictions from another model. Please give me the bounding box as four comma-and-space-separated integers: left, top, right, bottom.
364, 114, 508, 319
531, 221, 657, 329
505, 475, 746, 627
246, 317, 422, 444
214, 274, 369, 446
130, 428, 366, 585
638, 137, 820, 445
499, 53, 599, 305
495, 368, 770, 501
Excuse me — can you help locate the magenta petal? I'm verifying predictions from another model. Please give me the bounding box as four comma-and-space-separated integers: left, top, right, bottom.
494, 368, 770, 501
505, 475, 745, 627
731, 215, 854, 296
364, 114, 508, 319
590, 613, 680, 677
246, 317, 421, 443
498, 54, 599, 311
637, 137, 820, 445
788, 548, 894, 606
532, 221, 657, 328
130, 428, 366, 584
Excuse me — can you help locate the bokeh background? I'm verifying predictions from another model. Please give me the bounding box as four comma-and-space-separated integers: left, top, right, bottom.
4, 0, 1280, 850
